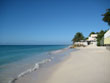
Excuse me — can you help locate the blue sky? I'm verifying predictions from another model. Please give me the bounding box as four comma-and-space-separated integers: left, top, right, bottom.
0, 0, 110, 45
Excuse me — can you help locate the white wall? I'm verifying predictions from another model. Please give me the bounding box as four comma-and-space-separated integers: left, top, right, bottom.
104, 29, 110, 38
74, 42, 88, 46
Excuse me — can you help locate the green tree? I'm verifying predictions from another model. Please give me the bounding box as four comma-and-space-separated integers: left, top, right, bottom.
89, 32, 95, 36
102, 9, 110, 26
72, 32, 84, 44
97, 30, 106, 46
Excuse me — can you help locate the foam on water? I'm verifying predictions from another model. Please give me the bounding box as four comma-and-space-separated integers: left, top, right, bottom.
8, 48, 69, 83
0, 45, 71, 83
9, 58, 53, 83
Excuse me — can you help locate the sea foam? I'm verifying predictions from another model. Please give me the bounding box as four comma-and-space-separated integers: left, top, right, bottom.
9, 58, 52, 83
8, 46, 69, 83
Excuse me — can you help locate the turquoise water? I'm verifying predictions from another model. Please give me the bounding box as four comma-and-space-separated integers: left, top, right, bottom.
0, 45, 67, 66
0, 45, 69, 83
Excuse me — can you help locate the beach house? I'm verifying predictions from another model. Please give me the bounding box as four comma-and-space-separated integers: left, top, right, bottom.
73, 34, 98, 47
87, 34, 98, 45
74, 40, 88, 46
104, 29, 110, 50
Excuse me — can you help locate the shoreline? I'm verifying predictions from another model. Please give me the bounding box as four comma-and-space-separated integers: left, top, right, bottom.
0, 45, 71, 83
15, 46, 110, 83
13, 47, 75, 83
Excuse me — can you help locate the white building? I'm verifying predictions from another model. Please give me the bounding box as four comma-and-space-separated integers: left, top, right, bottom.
74, 41, 88, 46
87, 34, 98, 45
73, 34, 98, 47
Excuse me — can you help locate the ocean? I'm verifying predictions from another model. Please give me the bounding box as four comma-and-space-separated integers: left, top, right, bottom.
0, 45, 73, 83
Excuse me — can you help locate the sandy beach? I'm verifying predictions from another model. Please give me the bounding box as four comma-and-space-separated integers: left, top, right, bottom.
15, 45, 110, 83
46, 46, 110, 83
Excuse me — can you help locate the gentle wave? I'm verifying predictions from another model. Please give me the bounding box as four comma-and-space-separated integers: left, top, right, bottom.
8, 47, 70, 83
9, 57, 53, 83
50, 47, 69, 54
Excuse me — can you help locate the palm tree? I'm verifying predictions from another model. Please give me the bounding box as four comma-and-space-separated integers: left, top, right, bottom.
102, 9, 110, 26
89, 32, 95, 36
72, 32, 84, 44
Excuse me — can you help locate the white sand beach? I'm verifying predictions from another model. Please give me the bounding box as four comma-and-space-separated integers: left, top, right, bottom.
16, 45, 110, 83
46, 45, 110, 83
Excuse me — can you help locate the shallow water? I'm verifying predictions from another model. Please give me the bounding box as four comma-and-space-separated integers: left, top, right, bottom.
0, 45, 69, 83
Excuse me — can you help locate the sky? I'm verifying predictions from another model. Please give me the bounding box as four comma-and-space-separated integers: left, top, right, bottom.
0, 0, 110, 45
